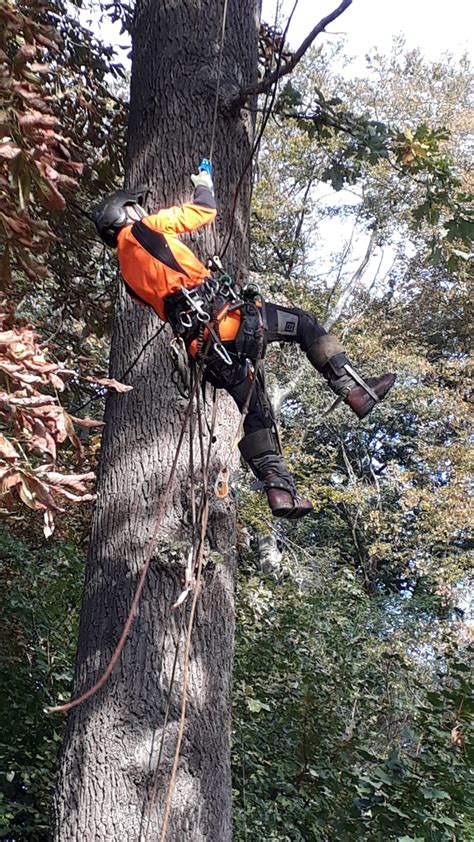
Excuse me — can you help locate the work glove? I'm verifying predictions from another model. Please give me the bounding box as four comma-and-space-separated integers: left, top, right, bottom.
191, 158, 214, 192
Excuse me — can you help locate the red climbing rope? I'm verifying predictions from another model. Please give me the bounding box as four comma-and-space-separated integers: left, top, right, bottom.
46, 373, 202, 716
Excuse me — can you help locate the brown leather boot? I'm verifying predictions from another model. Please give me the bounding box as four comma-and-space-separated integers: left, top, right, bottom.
238, 429, 313, 520
265, 479, 314, 519
306, 335, 396, 419
345, 372, 396, 419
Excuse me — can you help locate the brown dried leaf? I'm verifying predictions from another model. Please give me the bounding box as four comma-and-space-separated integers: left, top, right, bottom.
0, 330, 18, 344
0, 214, 27, 234
37, 470, 95, 489
69, 415, 105, 429
0, 142, 22, 161
63, 412, 83, 460
14, 44, 36, 67
8, 395, 58, 407
18, 478, 38, 509
27, 418, 56, 459
43, 508, 55, 538
21, 471, 63, 511
35, 32, 60, 52
36, 177, 66, 211
29, 63, 49, 74
86, 376, 133, 393
48, 372, 65, 391
0, 432, 20, 461
19, 110, 58, 131
1, 469, 21, 492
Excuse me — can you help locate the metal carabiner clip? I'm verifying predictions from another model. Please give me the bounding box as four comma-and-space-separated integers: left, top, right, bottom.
242, 281, 261, 299
179, 311, 193, 329
205, 277, 220, 297
213, 342, 233, 366
170, 335, 186, 356
196, 305, 211, 323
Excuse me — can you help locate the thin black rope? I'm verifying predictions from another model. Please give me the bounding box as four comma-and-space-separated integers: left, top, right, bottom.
209, 0, 230, 162
219, 0, 300, 258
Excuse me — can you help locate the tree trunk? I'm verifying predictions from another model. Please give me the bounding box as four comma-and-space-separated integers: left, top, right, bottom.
52, 2, 259, 839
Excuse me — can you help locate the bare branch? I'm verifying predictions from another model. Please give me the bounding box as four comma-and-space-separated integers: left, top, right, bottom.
324, 226, 379, 332
237, 0, 353, 103
324, 208, 362, 320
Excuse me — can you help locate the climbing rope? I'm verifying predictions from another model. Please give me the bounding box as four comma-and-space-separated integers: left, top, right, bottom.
156, 385, 219, 842
219, 0, 300, 258
209, 0, 230, 163
139, 366, 219, 842
45, 370, 204, 715
47, 347, 222, 841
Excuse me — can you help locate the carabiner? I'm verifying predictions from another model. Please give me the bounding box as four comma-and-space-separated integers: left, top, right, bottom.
213, 342, 233, 366
179, 311, 193, 329
242, 281, 261, 299
196, 306, 211, 324
170, 336, 186, 356
205, 277, 220, 297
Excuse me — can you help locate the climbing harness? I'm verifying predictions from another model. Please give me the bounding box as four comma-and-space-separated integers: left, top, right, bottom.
164, 269, 265, 371
165, 279, 233, 365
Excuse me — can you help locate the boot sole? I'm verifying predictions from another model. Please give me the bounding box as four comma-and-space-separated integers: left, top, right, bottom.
271, 504, 314, 519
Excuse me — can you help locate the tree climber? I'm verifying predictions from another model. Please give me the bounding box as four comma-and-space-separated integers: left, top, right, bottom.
91, 163, 395, 520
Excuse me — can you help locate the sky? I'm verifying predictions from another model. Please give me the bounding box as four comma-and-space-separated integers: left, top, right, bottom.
101, 0, 473, 69
262, 0, 473, 62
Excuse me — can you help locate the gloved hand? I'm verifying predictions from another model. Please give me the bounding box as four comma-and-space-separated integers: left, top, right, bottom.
190, 169, 214, 191
191, 158, 214, 191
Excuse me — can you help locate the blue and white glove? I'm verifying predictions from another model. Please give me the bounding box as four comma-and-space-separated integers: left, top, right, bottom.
191, 158, 214, 191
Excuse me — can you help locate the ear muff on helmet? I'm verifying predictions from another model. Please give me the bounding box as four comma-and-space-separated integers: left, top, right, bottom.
90, 186, 149, 247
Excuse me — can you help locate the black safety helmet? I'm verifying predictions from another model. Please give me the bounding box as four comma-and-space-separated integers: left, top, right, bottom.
90, 187, 148, 247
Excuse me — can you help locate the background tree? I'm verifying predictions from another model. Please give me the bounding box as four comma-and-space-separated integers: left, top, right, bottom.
231, 38, 473, 841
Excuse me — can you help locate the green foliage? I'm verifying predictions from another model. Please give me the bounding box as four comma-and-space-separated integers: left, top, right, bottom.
239, 37, 473, 841
233, 560, 473, 840
0, 529, 83, 840
271, 45, 474, 273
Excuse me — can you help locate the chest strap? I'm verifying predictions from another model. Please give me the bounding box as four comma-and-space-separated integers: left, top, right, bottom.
131, 220, 190, 277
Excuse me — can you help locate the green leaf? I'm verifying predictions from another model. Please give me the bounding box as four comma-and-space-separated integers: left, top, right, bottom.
246, 698, 270, 714
436, 815, 456, 828
421, 787, 451, 800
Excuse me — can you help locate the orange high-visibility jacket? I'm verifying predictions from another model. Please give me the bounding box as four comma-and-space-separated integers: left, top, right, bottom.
117, 184, 217, 321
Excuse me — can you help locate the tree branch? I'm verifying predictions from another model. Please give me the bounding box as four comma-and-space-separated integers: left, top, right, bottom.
237, 0, 353, 103
324, 225, 379, 332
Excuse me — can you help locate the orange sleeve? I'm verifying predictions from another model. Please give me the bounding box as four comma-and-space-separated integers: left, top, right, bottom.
145, 202, 216, 235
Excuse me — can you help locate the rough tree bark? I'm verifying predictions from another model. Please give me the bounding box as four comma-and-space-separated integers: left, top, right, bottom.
52, 1, 260, 839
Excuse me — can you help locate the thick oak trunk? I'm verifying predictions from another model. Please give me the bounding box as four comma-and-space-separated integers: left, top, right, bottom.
52, 1, 259, 839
